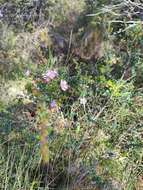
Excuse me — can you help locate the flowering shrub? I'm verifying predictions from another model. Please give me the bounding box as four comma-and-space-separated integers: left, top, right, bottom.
0, 1, 143, 190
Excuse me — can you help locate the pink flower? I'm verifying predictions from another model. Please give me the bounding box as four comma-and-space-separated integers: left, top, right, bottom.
44, 77, 51, 83
43, 69, 58, 83
60, 80, 69, 91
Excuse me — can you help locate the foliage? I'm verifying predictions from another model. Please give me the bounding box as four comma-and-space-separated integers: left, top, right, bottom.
0, 0, 143, 190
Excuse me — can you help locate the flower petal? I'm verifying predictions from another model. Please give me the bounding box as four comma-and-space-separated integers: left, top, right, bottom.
60, 80, 69, 91
43, 69, 58, 83
50, 100, 57, 109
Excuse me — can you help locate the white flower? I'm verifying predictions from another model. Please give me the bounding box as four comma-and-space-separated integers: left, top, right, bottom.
80, 97, 87, 105
25, 70, 30, 76
60, 80, 69, 91
0, 10, 3, 18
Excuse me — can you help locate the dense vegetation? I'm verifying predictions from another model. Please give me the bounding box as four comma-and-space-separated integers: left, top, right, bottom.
0, 0, 143, 189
